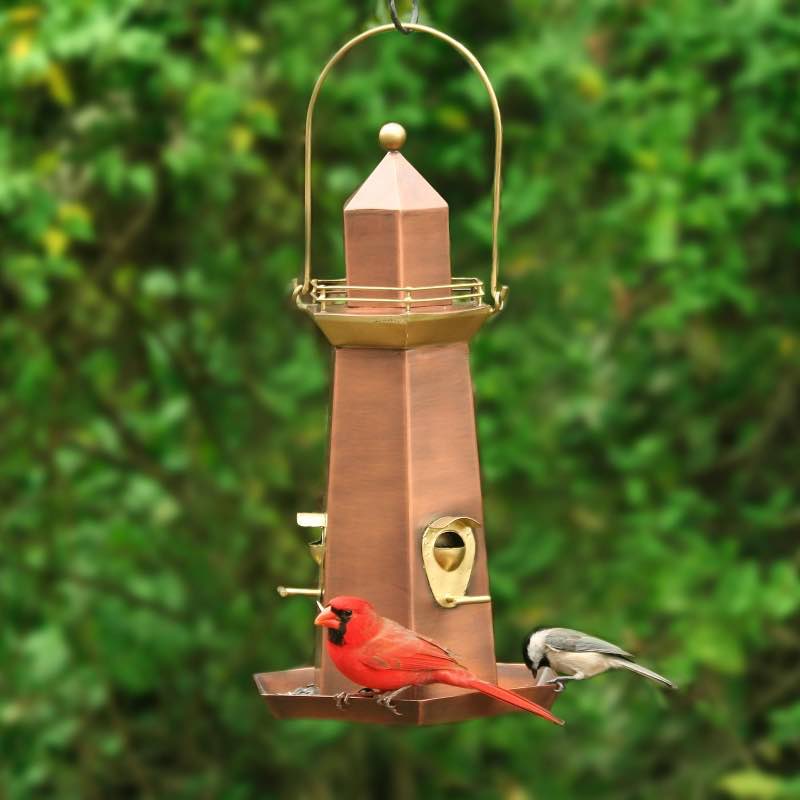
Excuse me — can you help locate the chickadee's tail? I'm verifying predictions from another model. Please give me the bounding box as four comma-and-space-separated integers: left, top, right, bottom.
609, 658, 676, 689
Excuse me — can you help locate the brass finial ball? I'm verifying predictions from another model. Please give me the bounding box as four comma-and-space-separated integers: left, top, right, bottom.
379, 122, 407, 151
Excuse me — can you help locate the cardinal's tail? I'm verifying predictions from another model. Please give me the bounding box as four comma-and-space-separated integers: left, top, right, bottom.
437, 671, 564, 726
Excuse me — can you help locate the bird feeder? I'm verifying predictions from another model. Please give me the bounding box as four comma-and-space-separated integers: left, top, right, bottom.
254, 18, 557, 725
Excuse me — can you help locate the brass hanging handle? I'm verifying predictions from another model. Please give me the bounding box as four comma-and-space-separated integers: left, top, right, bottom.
296, 23, 508, 314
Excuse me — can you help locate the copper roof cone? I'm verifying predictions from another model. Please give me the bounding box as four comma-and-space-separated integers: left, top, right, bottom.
345, 150, 447, 211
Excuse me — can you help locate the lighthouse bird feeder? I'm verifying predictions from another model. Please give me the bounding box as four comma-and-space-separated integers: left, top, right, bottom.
254, 17, 558, 726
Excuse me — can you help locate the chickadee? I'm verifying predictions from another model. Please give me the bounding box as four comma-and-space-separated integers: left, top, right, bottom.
523, 627, 676, 691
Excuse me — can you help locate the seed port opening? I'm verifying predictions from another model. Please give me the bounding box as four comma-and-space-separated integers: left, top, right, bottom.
433, 530, 465, 571
434, 530, 465, 548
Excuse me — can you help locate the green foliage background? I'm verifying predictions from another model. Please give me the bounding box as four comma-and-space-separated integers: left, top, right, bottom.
2, 0, 799, 797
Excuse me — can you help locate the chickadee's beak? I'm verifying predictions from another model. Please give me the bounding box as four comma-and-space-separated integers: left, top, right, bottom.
314, 606, 339, 629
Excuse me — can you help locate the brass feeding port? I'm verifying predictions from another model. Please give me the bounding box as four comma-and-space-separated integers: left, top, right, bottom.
433, 530, 466, 571
308, 540, 325, 567
275, 513, 327, 600
421, 516, 491, 608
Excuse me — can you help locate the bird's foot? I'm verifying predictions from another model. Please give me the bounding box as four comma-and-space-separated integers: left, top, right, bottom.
334, 688, 377, 709
375, 696, 403, 716
546, 673, 584, 693
375, 686, 411, 717
334, 691, 352, 709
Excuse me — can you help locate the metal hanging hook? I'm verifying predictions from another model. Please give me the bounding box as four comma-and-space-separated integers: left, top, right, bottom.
388, 0, 419, 34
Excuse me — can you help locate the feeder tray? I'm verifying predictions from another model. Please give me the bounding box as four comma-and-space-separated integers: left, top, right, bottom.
255, 664, 557, 726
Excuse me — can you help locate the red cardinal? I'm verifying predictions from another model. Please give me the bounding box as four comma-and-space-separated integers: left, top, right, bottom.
314, 595, 564, 725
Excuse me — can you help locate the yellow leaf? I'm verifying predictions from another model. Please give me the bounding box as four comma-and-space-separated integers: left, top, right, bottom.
229, 125, 253, 154
8, 5, 41, 23
435, 105, 470, 132
718, 769, 782, 799
246, 99, 275, 116
42, 228, 68, 257
575, 65, 606, 101
507, 254, 541, 277
779, 334, 796, 356
46, 63, 74, 106
58, 203, 91, 224
113, 265, 136, 296
34, 150, 60, 175
235, 32, 262, 54
9, 32, 33, 61
634, 149, 660, 171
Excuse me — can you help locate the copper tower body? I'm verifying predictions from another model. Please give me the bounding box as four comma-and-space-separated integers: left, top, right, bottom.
255, 127, 557, 724
321, 143, 495, 696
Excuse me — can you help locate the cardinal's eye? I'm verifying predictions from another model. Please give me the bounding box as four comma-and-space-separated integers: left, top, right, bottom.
332, 608, 352, 620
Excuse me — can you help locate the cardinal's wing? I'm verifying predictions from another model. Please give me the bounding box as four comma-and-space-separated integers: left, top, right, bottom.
359, 620, 466, 673
545, 628, 634, 660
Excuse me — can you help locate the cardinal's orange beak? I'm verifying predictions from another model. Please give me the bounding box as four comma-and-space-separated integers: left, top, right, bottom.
314, 606, 339, 629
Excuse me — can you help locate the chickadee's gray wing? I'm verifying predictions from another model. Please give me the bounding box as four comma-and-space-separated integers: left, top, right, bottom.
545, 628, 634, 660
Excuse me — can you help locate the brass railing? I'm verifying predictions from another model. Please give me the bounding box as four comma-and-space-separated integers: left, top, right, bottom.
305, 277, 485, 313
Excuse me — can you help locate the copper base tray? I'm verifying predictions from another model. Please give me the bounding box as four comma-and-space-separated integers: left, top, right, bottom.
254, 663, 557, 726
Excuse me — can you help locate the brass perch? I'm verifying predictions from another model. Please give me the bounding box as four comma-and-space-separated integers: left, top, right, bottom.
276, 587, 322, 598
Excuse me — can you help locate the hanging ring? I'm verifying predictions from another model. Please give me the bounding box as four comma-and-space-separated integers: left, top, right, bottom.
388, 0, 419, 34
298, 23, 508, 314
